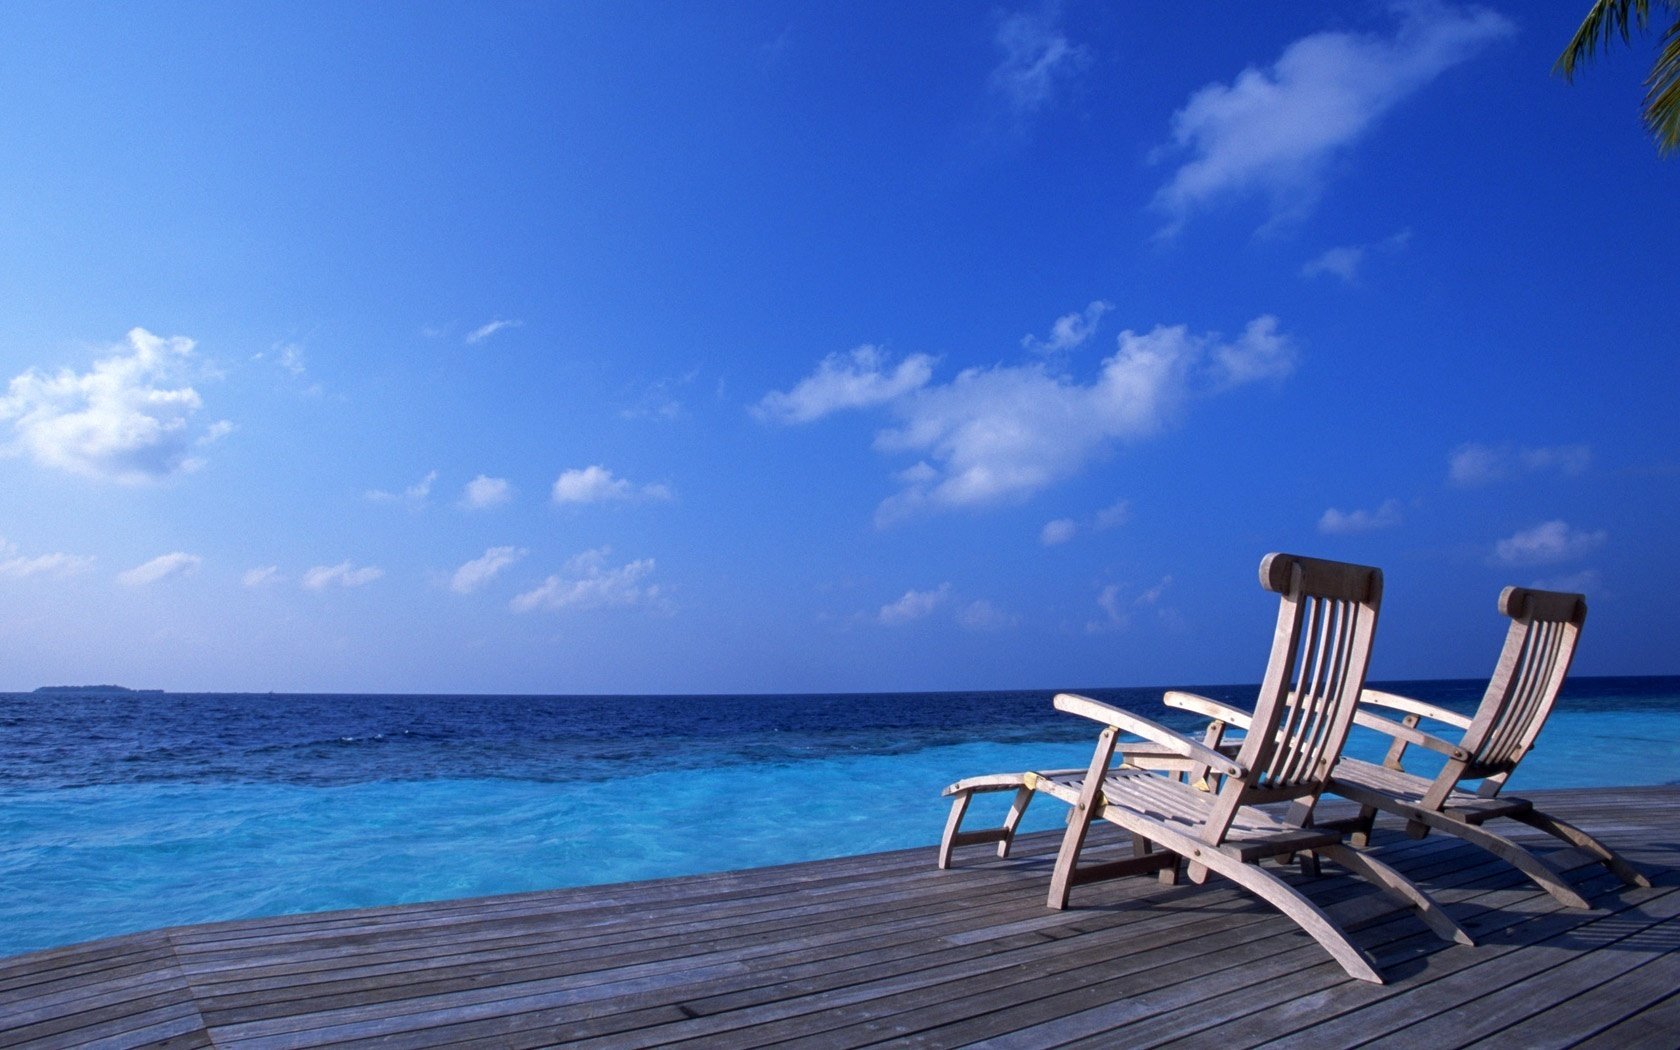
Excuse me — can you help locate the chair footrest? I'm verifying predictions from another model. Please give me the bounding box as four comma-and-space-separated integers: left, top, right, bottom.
1070, 852, 1177, 886
947, 829, 1012, 847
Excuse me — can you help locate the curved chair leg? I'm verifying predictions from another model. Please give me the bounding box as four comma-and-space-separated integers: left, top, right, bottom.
1317, 843, 1474, 945
938, 791, 973, 870
1509, 809, 1651, 888
1418, 813, 1590, 909
998, 786, 1035, 858
1190, 845, 1385, 984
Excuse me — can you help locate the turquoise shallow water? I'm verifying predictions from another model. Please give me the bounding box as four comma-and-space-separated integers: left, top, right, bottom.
3, 680, 1677, 958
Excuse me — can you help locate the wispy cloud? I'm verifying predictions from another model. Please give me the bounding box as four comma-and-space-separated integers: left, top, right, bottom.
118, 552, 202, 586
1449, 443, 1591, 487
1041, 499, 1131, 546
302, 562, 384, 590
1493, 521, 1606, 566
0, 538, 95, 579
551, 465, 672, 505
1021, 301, 1111, 356
620, 369, 700, 422
877, 583, 952, 626
989, 4, 1088, 119
754, 346, 934, 425
366, 469, 438, 505
465, 319, 522, 345
1529, 569, 1601, 594
873, 316, 1292, 523
242, 565, 283, 588
0, 328, 226, 484
511, 548, 664, 612
1318, 498, 1403, 535
958, 598, 1017, 632
460, 475, 513, 509
1086, 575, 1174, 633
1302, 229, 1412, 283
762, 313, 1292, 525
451, 546, 527, 594
1041, 518, 1079, 546
1152, 6, 1512, 236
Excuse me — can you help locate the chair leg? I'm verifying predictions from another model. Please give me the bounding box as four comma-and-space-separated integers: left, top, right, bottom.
1508, 809, 1651, 889
1189, 845, 1384, 983
998, 786, 1035, 858
1349, 805, 1379, 847
1047, 797, 1099, 910
1317, 843, 1474, 945
1421, 814, 1590, 909
938, 791, 973, 870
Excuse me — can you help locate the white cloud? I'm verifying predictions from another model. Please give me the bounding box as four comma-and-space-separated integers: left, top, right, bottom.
1022, 301, 1112, 355
242, 566, 283, 588
1136, 575, 1173, 606
877, 583, 951, 626
1087, 583, 1130, 633
754, 346, 934, 425
958, 598, 1017, 632
1303, 229, 1412, 282
465, 319, 522, 345
1529, 569, 1601, 594
0, 538, 94, 579
1318, 498, 1403, 535
460, 475, 513, 509
366, 469, 437, 505
118, 552, 201, 587
1041, 518, 1079, 546
451, 546, 527, 594
990, 5, 1088, 117
511, 548, 663, 612
1041, 499, 1133, 546
1093, 500, 1131, 529
620, 369, 700, 422
276, 342, 308, 377
1449, 443, 1591, 487
0, 328, 223, 483
551, 465, 672, 505
302, 562, 384, 590
1493, 521, 1607, 567
1087, 576, 1173, 633
873, 316, 1293, 522
1152, 7, 1512, 235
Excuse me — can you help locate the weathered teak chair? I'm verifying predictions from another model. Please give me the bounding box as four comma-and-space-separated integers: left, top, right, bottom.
1165, 586, 1648, 910
939, 553, 1471, 984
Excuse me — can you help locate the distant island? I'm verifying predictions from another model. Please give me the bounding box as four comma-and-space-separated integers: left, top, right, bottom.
32, 685, 165, 695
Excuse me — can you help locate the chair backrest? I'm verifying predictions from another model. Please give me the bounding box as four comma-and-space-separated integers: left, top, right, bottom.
1232, 553, 1384, 801
1459, 586, 1587, 780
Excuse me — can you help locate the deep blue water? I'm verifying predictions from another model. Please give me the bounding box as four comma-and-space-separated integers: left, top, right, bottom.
2, 677, 1677, 959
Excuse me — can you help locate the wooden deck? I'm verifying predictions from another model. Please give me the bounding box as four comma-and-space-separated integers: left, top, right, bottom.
4, 785, 1679, 1048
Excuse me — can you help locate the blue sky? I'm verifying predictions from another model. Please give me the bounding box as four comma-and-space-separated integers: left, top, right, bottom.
0, 1, 1674, 694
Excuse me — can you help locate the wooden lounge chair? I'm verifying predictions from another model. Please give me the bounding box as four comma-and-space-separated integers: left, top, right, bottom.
939, 553, 1471, 984
1165, 586, 1649, 910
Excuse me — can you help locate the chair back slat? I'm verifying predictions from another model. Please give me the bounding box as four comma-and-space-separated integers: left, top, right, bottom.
1464, 587, 1585, 773
1236, 554, 1382, 796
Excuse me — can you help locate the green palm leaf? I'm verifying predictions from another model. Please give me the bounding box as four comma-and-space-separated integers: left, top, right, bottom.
1556, 0, 1680, 154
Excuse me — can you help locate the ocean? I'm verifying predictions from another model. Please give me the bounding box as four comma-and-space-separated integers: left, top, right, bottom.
3, 677, 1678, 959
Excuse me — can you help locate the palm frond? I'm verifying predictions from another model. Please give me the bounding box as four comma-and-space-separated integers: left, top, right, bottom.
1648, 15, 1680, 150
1556, 0, 1651, 80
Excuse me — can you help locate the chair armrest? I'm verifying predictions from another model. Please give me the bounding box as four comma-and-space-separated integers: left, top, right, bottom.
1163, 691, 1254, 729
1352, 709, 1471, 761
1360, 689, 1472, 730
1054, 692, 1246, 778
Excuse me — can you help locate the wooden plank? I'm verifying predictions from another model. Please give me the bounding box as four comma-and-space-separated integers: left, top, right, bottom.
1570, 986, 1680, 1049
0, 786, 1671, 1050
